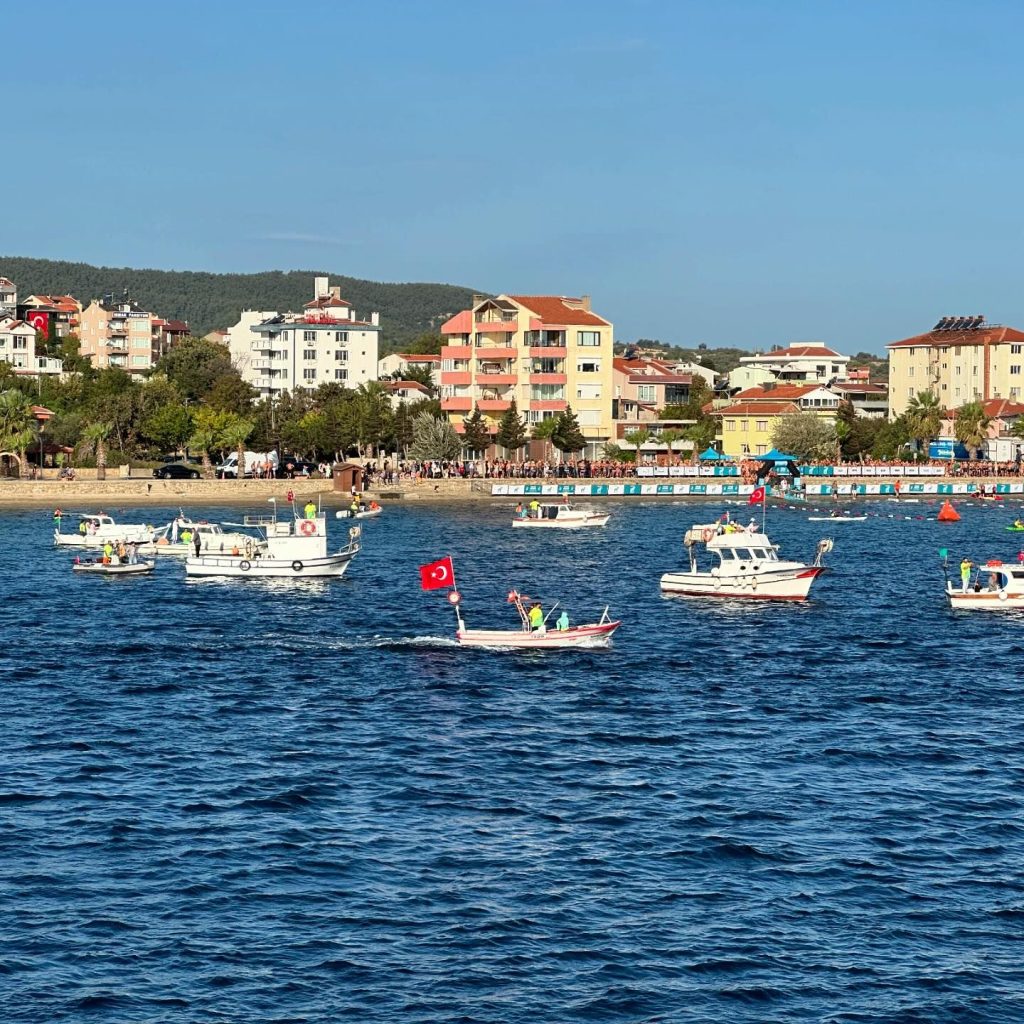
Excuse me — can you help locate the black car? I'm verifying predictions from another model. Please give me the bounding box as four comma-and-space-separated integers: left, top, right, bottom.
153, 462, 201, 480
276, 458, 317, 479
158, 454, 201, 465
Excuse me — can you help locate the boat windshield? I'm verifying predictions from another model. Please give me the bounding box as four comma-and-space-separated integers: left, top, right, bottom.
718, 548, 737, 560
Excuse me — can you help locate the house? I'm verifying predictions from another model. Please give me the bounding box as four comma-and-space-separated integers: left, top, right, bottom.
79, 297, 188, 373
713, 384, 840, 458
378, 352, 441, 385
382, 379, 431, 408
0, 317, 63, 377
611, 357, 694, 439
18, 294, 82, 339
829, 381, 889, 418
729, 344, 851, 391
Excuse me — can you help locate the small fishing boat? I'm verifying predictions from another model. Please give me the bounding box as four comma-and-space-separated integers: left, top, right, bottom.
54, 512, 155, 548
143, 515, 263, 556
336, 505, 382, 520
512, 501, 609, 529
72, 557, 155, 576
186, 499, 359, 579
453, 589, 619, 648
946, 558, 1024, 609
808, 515, 867, 522
660, 522, 833, 601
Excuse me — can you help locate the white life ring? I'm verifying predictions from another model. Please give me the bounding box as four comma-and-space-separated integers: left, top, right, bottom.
300, 520, 316, 536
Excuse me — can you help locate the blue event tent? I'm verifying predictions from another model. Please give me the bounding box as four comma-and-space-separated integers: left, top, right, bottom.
757, 449, 798, 462
698, 447, 733, 461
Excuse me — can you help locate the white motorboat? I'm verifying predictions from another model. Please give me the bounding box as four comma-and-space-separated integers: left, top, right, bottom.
946, 559, 1024, 610
186, 501, 360, 579
72, 556, 155, 576
660, 522, 833, 601
54, 512, 155, 548
143, 515, 264, 557
336, 505, 382, 520
452, 589, 620, 648
512, 501, 610, 529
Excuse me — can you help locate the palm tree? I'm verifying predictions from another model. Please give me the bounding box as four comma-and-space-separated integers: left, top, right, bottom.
81, 422, 113, 480
221, 414, 255, 486
188, 407, 226, 479
0, 389, 36, 477
659, 428, 685, 463
905, 391, 942, 456
953, 400, 991, 460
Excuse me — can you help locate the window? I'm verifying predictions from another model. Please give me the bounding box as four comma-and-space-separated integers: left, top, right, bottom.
756, 419, 768, 431
725, 419, 735, 431
578, 409, 601, 426
816, 364, 826, 377
955, 365, 961, 375
283, 331, 290, 341
1012, 365, 1021, 375
132, 355, 148, 366
577, 384, 602, 400
973, 366, 978, 375
1013, 344, 1022, 354
908, 366, 914, 377
1012, 387, 1021, 398
955, 346, 961, 355
335, 368, 348, 381
530, 384, 565, 401
637, 384, 655, 402
303, 368, 317, 382
740, 420, 748, 431
756, 444, 767, 455
577, 358, 601, 373
303, 349, 316, 360
303, 331, 315, 342
335, 331, 348, 343
941, 383, 947, 390
831, 365, 841, 374
955, 388, 961, 398
335, 350, 348, 362
577, 331, 600, 347
908, 388, 914, 396
12, 338, 26, 349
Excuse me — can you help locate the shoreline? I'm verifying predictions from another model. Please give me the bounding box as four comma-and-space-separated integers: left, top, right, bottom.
2, 474, 1023, 506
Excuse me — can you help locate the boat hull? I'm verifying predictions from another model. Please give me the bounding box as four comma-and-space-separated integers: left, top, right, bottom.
512, 515, 610, 529
72, 561, 155, 576
660, 566, 823, 601
56, 530, 153, 548
947, 586, 1024, 610
456, 621, 620, 648
185, 549, 357, 579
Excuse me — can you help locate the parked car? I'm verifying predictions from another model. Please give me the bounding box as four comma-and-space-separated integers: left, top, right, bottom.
276, 458, 317, 478
153, 462, 201, 480
158, 453, 201, 465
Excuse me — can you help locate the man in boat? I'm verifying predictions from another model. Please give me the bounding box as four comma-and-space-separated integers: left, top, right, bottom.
349, 498, 360, 516
193, 531, 202, 557
304, 500, 317, 519
78, 518, 88, 537
528, 499, 540, 519
528, 602, 545, 633
102, 540, 113, 565
515, 502, 525, 519
960, 557, 972, 593
556, 610, 570, 631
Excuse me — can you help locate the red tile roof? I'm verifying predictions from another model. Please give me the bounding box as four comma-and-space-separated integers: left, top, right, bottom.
304, 295, 351, 309
508, 295, 609, 327
714, 401, 801, 416
888, 325, 1024, 349
441, 310, 472, 335
164, 320, 189, 332
733, 384, 825, 401
831, 381, 888, 394
24, 294, 80, 313
758, 345, 843, 359
398, 353, 442, 363
612, 357, 691, 383
383, 380, 430, 394
946, 398, 1024, 419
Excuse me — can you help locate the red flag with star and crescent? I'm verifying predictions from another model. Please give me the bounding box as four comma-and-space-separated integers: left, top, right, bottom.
749, 485, 766, 505
419, 556, 455, 591
27, 311, 49, 334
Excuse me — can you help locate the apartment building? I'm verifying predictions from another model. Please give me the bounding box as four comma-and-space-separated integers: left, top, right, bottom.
611, 357, 693, 437
0, 277, 16, 319
0, 316, 63, 377
229, 277, 380, 399
439, 294, 614, 456
78, 297, 189, 373
887, 315, 1024, 417
378, 352, 441, 385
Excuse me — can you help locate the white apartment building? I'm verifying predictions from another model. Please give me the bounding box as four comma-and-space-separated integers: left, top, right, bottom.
0, 316, 64, 377
0, 277, 16, 319
729, 344, 850, 391
228, 277, 380, 399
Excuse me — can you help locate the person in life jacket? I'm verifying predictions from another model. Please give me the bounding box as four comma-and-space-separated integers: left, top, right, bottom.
528, 602, 545, 632
304, 500, 316, 519
78, 519, 88, 536
102, 541, 113, 565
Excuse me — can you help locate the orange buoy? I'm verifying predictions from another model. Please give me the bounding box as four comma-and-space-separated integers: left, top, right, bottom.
937, 500, 960, 522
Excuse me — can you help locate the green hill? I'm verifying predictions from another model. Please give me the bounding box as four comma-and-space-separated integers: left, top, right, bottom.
0, 256, 481, 354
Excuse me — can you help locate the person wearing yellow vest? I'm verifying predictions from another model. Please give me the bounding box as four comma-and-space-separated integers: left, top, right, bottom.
528, 602, 545, 633
304, 500, 317, 519
102, 541, 113, 565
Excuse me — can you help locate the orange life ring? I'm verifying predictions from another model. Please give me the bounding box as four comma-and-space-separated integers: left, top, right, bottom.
702, 527, 714, 542
300, 520, 316, 536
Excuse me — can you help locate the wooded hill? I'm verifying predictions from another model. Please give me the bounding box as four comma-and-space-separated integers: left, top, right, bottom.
0, 256, 480, 354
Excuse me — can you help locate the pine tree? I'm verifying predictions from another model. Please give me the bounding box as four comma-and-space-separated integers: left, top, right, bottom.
552, 405, 586, 456
460, 405, 491, 456
496, 398, 527, 457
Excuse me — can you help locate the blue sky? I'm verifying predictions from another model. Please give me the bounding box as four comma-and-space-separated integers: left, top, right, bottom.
9, 0, 1024, 352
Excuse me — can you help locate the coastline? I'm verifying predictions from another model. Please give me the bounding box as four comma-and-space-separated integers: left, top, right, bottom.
2, 474, 1022, 506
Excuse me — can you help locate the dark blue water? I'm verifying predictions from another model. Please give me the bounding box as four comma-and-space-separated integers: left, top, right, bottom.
4, 497, 1024, 1023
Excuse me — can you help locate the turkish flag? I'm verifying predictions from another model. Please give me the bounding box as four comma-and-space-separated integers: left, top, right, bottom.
748, 485, 766, 505
27, 311, 49, 334
419, 556, 455, 590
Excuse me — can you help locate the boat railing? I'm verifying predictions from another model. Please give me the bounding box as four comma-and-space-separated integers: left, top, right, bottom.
243, 515, 277, 526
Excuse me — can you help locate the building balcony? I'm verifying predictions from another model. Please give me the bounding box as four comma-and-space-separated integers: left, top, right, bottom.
475, 346, 518, 359
440, 370, 472, 386
106, 344, 128, 355
529, 372, 567, 385
251, 358, 276, 370
254, 377, 282, 389
477, 399, 512, 412
476, 372, 518, 386
441, 345, 472, 360
441, 396, 473, 412
474, 320, 517, 333
530, 399, 568, 412
529, 345, 567, 358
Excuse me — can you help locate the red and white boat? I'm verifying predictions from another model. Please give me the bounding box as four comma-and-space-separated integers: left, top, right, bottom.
454, 589, 620, 648
660, 523, 832, 601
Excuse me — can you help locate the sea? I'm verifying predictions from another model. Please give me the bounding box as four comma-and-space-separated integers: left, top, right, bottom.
3, 497, 1024, 1024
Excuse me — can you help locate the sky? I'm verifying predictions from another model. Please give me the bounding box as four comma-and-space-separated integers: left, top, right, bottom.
8, 0, 1024, 353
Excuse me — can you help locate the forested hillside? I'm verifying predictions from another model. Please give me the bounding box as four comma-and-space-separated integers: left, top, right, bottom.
0, 256, 480, 353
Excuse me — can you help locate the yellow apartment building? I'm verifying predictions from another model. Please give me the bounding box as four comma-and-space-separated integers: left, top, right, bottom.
440, 294, 614, 457
714, 384, 840, 457
887, 315, 1024, 417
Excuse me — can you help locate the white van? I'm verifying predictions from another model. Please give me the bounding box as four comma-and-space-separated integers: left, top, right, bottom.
216, 450, 279, 479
